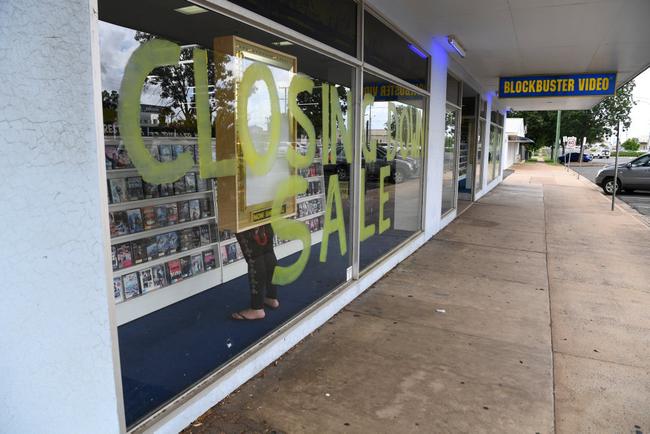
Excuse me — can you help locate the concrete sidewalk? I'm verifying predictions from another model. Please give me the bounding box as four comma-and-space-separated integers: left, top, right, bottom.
184, 163, 650, 434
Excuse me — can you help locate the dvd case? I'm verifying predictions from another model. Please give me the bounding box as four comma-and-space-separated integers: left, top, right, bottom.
188, 199, 200, 221
167, 259, 182, 283
199, 198, 211, 218
180, 256, 192, 278
131, 239, 147, 264
116, 243, 133, 269
113, 276, 123, 302
166, 203, 178, 225
139, 268, 155, 293
190, 254, 204, 274
143, 182, 160, 199
179, 228, 192, 251
126, 177, 144, 201
159, 145, 173, 162
173, 177, 186, 195
178, 201, 190, 223
145, 236, 159, 260
155, 205, 168, 227
160, 183, 174, 197
105, 145, 118, 170
110, 211, 129, 237
142, 206, 157, 230
151, 264, 167, 289
126, 208, 143, 233
123, 272, 141, 299
203, 250, 216, 270
109, 178, 127, 203
184, 172, 197, 193
199, 225, 211, 245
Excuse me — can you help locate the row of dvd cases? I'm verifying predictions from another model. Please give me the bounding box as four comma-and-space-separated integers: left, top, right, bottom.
106, 137, 326, 325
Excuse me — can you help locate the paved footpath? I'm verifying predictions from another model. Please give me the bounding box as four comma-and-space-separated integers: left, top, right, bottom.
184, 163, 650, 434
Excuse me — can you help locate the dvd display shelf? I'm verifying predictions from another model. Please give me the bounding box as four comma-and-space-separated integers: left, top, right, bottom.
110, 137, 328, 325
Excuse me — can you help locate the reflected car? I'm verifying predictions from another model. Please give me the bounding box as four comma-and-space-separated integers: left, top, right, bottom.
558, 152, 593, 164
595, 153, 650, 194
324, 143, 418, 184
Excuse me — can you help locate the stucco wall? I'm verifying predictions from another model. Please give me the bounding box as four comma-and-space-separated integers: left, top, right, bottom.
0, 0, 123, 432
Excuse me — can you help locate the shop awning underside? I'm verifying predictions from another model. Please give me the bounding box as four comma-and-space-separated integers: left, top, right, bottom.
367, 0, 650, 111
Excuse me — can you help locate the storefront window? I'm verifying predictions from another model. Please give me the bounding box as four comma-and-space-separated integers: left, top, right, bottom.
364, 10, 429, 88
99, 0, 354, 427
442, 108, 458, 215
360, 75, 426, 269
227, 0, 358, 56
488, 114, 504, 182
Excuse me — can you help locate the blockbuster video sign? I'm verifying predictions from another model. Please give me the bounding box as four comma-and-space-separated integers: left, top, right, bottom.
498, 73, 617, 98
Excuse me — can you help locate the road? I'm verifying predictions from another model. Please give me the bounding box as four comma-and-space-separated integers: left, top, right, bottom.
568, 157, 650, 219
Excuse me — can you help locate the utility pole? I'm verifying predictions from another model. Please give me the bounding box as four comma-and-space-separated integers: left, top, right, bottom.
554, 110, 561, 162
611, 121, 621, 211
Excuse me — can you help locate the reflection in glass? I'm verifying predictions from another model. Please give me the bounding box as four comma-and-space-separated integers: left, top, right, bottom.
360, 77, 425, 270
442, 108, 458, 215
98, 2, 354, 426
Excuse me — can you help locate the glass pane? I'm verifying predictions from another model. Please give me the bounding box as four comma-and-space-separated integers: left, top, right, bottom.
99, 0, 355, 427
475, 119, 486, 193
446, 74, 460, 106
364, 11, 428, 88
360, 75, 425, 270
227, 0, 358, 56
442, 108, 458, 214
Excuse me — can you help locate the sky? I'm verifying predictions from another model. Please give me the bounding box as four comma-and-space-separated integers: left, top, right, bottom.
622, 67, 650, 142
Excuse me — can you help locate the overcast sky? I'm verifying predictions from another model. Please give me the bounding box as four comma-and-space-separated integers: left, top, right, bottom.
623, 67, 650, 142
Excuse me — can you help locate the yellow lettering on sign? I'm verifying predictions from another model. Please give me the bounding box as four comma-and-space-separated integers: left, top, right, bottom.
118, 39, 193, 184
237, 62, 281, 176
602, 77, 609, 91
568, 79, 575, 92
320, 174, 347, 262
359, 168, 376, 242
362, 93, 377, 162
195, 48, 236, 179
271, 176, 310, 285
378, 165, 391, 234
515, 81, 522, 93
330, 86, 353, 164
286, 74, 316, 169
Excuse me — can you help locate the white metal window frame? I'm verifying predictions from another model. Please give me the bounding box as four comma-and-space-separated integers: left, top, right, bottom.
89, 0, 432, 432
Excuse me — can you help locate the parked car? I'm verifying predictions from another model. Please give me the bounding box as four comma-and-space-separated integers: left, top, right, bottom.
599, 149, 611, 159
595, 153, 650, 194
324, 143, 419, 184
558, 152, 593, 164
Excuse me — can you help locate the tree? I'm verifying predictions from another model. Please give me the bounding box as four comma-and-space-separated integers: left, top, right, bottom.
621, 137, 640, 151
508, 110, 556, 151
510, 81, 637, 150
102, 90, 119, 124
592, 81, 636, 139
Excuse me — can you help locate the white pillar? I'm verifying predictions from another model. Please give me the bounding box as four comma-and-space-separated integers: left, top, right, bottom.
0, 0, 124, 432
423, 42, 448, 238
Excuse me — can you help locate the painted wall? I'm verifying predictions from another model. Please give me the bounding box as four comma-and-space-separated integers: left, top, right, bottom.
0, 0, 123, 432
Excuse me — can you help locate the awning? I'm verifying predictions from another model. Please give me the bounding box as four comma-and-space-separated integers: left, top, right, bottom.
508, 135, 535, 144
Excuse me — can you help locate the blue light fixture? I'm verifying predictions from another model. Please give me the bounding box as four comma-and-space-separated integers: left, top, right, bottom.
408, 44, 428, 59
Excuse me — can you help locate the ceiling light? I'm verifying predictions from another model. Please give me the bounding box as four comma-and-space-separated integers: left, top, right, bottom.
272, 41, 294, 47
447, 35, 466, 58
174, 5, 208, 15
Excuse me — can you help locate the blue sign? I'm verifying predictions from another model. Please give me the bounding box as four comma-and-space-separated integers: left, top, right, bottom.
499, 73, 616, 98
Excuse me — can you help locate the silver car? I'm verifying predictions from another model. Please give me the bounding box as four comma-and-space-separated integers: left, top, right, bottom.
595, 153, 650, 194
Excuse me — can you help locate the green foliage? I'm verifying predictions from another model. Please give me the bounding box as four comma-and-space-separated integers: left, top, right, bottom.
615, 151, 644, 157
621, 137, 640, 151
510, 81, 637, 149
508, 110, 555, 151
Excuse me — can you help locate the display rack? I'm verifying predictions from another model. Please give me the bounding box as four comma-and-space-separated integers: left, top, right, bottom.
109, 136, 328, 326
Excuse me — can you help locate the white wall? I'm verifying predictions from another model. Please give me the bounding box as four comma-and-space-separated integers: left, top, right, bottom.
0, 0, 124, 432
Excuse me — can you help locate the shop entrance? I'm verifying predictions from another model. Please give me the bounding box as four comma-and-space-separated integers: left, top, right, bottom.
457, 85, 479, 212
